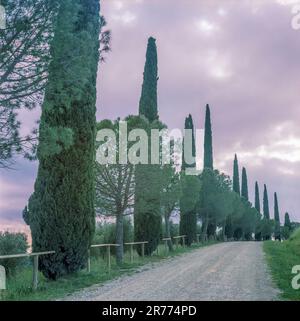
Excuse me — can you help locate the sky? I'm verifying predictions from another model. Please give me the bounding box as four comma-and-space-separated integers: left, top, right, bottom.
0, 0, 300, 234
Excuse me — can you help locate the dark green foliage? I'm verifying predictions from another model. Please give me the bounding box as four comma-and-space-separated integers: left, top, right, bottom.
180, 114, 198, 246
26, 0, 101, 279
180, 174, 201, 246
283, 212, 293, 239
284, 212, 291, 230
255, 181, 260, 213
203, 104, 213, 169
134, 163, 162, 255
0, 232, 29, 276
138, 37, 158, 122
274, 192, 281, 241
232, 154, 240, 195
134, 38, 162, 256
241, 167, 249, 201
181, 114, 196, 171
263, 184, 270, 220
225, 215, 234, 239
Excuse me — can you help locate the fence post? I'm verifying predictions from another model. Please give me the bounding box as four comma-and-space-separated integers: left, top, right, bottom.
141, 243, 145, 258
87, 249, 91, 273
182, 236, 186, 247
107, 245, 111, 273
32, 255, 39, 290
130, 244, 134, 263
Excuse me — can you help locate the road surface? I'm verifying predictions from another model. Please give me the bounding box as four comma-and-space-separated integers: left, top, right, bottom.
64, 242, 280, 301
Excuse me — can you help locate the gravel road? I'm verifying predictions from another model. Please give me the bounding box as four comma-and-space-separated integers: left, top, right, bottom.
63, 242, 280, 301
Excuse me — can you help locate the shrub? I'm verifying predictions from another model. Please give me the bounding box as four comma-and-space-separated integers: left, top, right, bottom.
0, 232, 29, 277
92, 219, 133, 257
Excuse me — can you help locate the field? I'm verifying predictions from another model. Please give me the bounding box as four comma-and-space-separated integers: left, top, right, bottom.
264, 229, 300, 301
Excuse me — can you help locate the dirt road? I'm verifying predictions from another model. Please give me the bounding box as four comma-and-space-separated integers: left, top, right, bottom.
64, 242, 280, 301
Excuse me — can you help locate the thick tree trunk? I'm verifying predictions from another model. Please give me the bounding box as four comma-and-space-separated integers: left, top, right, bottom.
164, 212, 173, 251
116, 213, 124, 265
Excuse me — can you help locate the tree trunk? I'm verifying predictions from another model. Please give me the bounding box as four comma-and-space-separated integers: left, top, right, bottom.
201, 213, 209, 242
222, 221, 226, 241
115, 213, 124, 265
164, 212, 173, 251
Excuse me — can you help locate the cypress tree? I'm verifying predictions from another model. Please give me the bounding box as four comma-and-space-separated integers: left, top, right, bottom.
181, 115, 196, 171
203, 104, 213, 170
138, 37, 158, 122
241, 167, 249, 201
284, 212, 291, 230
233, 154, 240, 195
26, 0, 100, 279
255, 181, 260, 213
180, 115, 197, 246
134, 37, 161, 255
263, 184, 270, 220
274, 192, 281, 241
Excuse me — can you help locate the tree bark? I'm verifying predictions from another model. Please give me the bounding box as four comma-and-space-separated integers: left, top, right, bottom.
164, 212, 173, 251
115, 212, 124, 265
201, 213, 209, 242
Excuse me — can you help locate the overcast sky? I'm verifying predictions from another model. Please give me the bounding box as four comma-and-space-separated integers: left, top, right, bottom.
1, 0, 299, 234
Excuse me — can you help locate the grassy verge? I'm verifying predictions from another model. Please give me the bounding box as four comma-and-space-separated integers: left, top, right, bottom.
264, 234, 300, 301
0, 241, 216, 301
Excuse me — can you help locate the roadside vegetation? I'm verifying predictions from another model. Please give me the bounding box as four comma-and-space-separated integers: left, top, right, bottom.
264, 228, 300, 301
0, 239, 216, 301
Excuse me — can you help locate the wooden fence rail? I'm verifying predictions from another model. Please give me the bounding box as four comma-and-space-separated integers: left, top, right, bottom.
0, 251, 55, 290
124, 241, 148, 263
88, 244, 120, 273
172, 235, 187, 249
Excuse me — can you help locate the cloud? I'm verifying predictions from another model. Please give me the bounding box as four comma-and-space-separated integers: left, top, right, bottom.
1, 0, 300, 232
112, 10, 137, 25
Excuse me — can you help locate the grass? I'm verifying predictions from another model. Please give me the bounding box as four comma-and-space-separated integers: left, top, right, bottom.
0, 241, 216, 301
264, 229, 300, 301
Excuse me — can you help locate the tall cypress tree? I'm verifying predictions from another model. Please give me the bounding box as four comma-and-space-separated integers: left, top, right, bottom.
241, 167, 249, 201
203, 104, 213, 170
255, 181, 260, 213
233, 154, 240, 195
138, 37, 158, 122
180, 115, 197, 246
134, 37, 161, 255
263, 184, 270, 220
27, 0, 100, 279
274, 192, 281, 241
284, 212, 291, 230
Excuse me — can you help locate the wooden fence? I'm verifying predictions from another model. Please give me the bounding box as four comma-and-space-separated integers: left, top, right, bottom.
0, 235, 193, 291
0, 251, 55, 290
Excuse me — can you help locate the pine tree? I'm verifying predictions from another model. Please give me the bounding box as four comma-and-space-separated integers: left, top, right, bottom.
138, 37, 158, 122
203, 104, 213, 170
255, 181, 260, 213
180, 115, 197, 246
233, 154, 240, 195
241, 167, 249, 201
134, 37, 161, 255
263, 184, 270, 220
26, 0, 100, 279
274, 192, 281, 241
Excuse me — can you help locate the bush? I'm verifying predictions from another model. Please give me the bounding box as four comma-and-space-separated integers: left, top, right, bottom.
0, 232, 29, 277
92, 219, 133, 257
